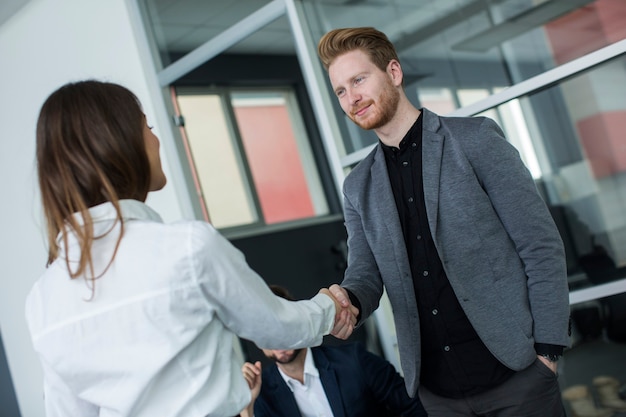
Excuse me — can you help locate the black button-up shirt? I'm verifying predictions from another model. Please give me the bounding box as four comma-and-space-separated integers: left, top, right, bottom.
381, 114, 514, 398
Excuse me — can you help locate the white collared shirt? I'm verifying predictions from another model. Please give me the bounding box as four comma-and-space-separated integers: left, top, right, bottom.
26, 200, 334, 417
278, 348, 334, 417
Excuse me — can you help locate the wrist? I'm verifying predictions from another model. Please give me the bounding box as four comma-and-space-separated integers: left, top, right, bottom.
535, 343, 564, 363
538, 353, 561, 363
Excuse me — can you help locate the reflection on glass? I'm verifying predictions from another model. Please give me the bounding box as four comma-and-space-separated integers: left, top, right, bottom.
481, 55, 626, 280
176, 88, 330, 230
302, 0, 626, 154
231, 91, 329, 225
176, 94, 257, 229
418, 88, 457, 116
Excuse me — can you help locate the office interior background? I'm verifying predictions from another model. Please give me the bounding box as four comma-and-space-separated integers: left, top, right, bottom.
1, 0, 625, 415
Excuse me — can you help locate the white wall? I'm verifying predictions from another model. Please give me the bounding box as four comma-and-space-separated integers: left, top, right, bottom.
0, 1, 192, 415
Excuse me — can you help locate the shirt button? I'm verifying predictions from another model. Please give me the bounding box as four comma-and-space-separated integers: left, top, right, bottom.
444, 345, 450, 352
416, 235, 422, 240
402, 161, 409, 167
408, 197, 414, 203
423, 271, 429, 277
432, 309, 438, 315
412, 142, 417, 148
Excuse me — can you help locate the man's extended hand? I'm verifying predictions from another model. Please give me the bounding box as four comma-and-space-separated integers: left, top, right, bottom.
319, 284, 359, 340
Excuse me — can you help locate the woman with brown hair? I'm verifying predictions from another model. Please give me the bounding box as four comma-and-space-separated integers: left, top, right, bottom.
26, 80, 355, 417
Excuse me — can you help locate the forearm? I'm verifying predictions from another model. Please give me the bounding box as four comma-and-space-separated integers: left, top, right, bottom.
195, 224, 335, 349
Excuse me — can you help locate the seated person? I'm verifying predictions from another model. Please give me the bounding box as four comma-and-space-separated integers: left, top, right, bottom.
240, 285, 427, 417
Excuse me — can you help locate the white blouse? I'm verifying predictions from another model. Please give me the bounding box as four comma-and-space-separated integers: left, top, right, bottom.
26, 200, 334, 417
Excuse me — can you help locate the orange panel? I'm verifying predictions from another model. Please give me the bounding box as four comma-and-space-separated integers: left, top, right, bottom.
234, 105, 315, 224
577, 111, 626, 178
544, 0, 626, 65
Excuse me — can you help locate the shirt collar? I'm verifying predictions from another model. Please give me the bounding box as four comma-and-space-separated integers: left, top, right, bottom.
278, 348, 317, 392
71, 199, 163, 226
380, 111, 423, 157
58, 200, 163, 248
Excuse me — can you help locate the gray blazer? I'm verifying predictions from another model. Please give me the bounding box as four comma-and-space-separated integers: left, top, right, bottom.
341, 108, 570, 396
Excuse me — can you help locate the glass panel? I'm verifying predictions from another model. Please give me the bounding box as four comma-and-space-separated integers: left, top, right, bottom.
302, 0, 626, 154
176, 92, 258, 229
419, 88, 459, 116
176, 87, 330, 230
231, 90, 329, 224
474, 54, 626, 281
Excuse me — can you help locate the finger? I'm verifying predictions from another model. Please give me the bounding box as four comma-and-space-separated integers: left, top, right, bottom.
329, 284, 350, 307
331, 311, 353, 340
247, 361, 261, 376
332, 322, 353, 340
339, 310, 355, 337
242, 362, 258, 375
242, 372, 255, 388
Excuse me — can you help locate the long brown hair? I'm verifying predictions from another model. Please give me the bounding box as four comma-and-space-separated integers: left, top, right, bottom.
36, 80, 151, 282
317, 27, 399, 72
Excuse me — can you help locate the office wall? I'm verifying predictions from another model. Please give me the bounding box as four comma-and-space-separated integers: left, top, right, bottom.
0, 1, 188, 415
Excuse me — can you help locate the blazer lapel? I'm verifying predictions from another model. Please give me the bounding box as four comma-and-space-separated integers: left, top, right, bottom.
370, 146, 411, 276
313, 349, 346, 417
265, 366, 303, 417
421, 108, 443, 237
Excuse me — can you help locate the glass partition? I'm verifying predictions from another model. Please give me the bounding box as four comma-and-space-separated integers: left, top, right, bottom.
472, 55, 626, 275
468, 55, 626, 416
174, 85, 330, 232
302, 0, 626, 156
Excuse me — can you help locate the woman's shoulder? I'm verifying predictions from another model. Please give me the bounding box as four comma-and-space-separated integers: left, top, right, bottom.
157, 219, 234, 256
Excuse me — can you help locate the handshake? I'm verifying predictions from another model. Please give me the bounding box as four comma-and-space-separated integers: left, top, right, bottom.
319, 284, 359, 340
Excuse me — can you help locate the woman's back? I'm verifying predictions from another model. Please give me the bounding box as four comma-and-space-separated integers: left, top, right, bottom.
26, 200, 335, 416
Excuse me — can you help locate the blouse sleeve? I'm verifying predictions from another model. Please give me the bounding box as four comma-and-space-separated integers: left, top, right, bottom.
188, 222, 335, 350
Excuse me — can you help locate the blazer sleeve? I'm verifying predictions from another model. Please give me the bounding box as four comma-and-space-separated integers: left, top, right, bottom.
341, 181, 385, 323
461, 117, 569, 346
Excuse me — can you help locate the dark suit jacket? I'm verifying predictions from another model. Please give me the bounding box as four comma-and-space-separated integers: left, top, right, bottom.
253, 343, 426, 417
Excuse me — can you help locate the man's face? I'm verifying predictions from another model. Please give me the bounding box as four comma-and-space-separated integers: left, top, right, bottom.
328, 49, 400, 131
262, 348, 303, 365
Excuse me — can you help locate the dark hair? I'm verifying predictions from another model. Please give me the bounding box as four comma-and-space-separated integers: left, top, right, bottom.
36, 80, 150, 284
269, 284, 296, 302
317, 27, 399, 72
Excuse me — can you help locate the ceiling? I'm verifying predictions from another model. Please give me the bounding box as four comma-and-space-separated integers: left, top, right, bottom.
1, 0, 594, 60
142, 0, 592, 62
143, 0, 474, 57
